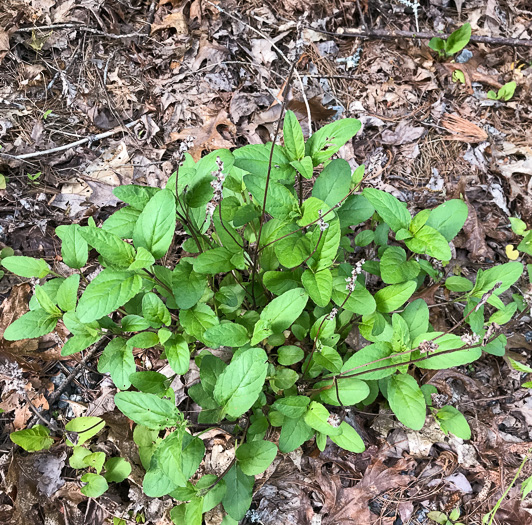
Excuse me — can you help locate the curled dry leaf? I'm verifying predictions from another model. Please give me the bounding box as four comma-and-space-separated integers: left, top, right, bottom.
151, 10, 188, 35
169, 109, 236, 161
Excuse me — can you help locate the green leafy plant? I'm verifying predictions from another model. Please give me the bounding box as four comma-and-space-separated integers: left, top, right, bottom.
2, 110, 528, 523
487, 81, 517, 101
11, 416, 131, 498
27, 171, 42, 183
428, 507, 465, 525
429, 23, 472, 57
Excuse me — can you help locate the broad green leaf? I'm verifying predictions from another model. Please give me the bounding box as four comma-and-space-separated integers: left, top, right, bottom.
362, 188, 411, 232
180, 303, 218, 343
304, 401, 342, 436
204, 322, 250, 348
98, 337, 136, 390
156, 429, 187, 486
317, 377, 370, 406
279, 415, 314, 453
133, 189, 176, 259
252, 288, 308, 344
428, 37, 445, 52
436, 405, 471, 439
181, 433, 206, 479
121, 315, 151, 332
56, 225, 88, 268
172, 261, 205, 310
127, 331, 159, 349
517, 231, 532, 256
198, 476, 226, 513
1, 256, 50, 278
143, 454, 177, 497
81, 473, 108, 497
65, 417, 105, 446
290, 156, 314, 179
313, 345, 343, 373
305, 119, 361, 165
165, 335, 190, 375
413, 332, 481, 369
34, 285, 61, 315
244, 175, 298, 220
61, 333, 100, 356
102, 206, 141, 239
233, 143, 293, 182
10, 425, 53, 452
28, 278, 63, 310
214, 348, 268, 418
380, 246, 420, 284
445, 23, 471, 55
69, 446, 92, 469
113, 185, 160, 210
521, 475, 532, 500
406, 225, 451, 261
194, 247, 234, 274
56, 274, 80, 312
311, 217, 341, 271
129, 371, 169, 394
426, 199, 468, 241
4, 309, 58, 341
302, 269, 332, 307
170, 498, 203, 525
134, 425, 160, 470
386, 374, 426, 430
401, 299, 429, 340
283, 110, 305, 161
83, 452, 105, 474
329, 421, 365, 453
222, 464, 254, 521
272, 396, 310, 419
114, 391, 180, 429
508, 358, 532, 374
263, 269, 303, 295
489, 301, 517, 325
274, 231, 311, 268
337, 194, 375, 228
236, 440, 277, 476
391, 313, 411, 353
104, 457, 131, 483
76, 270, 142, 323
128, 246, 155, 270
341, 343, 395, 380
374, 281, 417, 313
472, 262, 523, 297
277, 345, 305, 366
332, 278, 376, 316
80, 226, 135, 268
312, 159, 351, 207
142, 293, 171, 326
445, 276, 473, 292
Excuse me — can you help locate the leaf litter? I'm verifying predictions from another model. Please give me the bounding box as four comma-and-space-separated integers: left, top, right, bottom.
1, 0, 532, 523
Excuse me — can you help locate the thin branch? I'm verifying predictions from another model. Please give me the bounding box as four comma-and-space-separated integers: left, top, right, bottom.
14, 24, 147, 40
314, 26, 532, 48
0, 119, 140, 161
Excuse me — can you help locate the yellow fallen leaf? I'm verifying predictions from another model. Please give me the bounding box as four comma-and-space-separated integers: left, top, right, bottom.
506, 244, 519, 260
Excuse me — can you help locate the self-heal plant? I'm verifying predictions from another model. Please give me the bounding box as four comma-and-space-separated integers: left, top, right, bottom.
2, 108, 527, 524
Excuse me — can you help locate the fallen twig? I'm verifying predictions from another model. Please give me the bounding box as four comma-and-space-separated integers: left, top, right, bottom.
312, 26, 532, 48
0, 119, 140, 161
14, 23, 147, 40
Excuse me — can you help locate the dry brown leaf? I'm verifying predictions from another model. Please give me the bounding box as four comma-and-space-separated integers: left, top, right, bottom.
314, 457, 415, 524
461, 201, 494, 261
151, 11, 188, 35
441, 113, 488, 143
0, 29, 9, 65
169, 109, 236, 160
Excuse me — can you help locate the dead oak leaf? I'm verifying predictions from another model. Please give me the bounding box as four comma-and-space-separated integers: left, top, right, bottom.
170, 109, 236, 161
151, 10, 188, 35
313, 457, 415, 524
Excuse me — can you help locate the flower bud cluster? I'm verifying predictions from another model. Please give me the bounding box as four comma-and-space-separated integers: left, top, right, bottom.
460, 332, 480, 346
205, 157, 225, 217
318, 209, 329, 232
345, 259, 365, 292
419, 340, 439, 353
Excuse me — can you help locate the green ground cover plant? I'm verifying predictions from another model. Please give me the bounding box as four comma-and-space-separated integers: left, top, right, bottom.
3, 109, 530, 523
